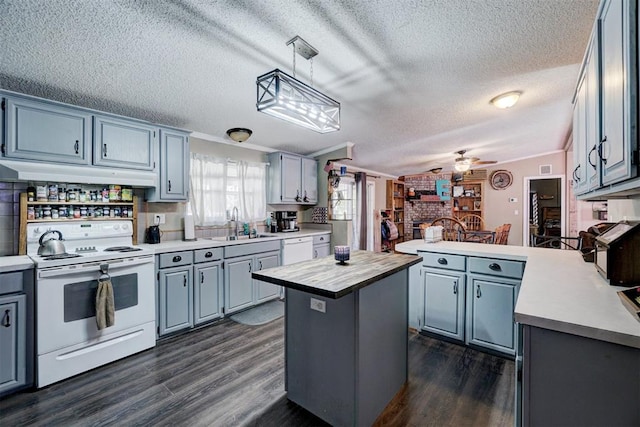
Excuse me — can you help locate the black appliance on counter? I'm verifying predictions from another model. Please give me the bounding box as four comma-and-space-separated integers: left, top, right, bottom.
273, 211, 299, 232
145, 225, 162, 244
594, 220, 640, 286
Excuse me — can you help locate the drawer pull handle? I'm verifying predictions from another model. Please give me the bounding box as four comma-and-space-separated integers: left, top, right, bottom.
437, 258, 448, 265
205, 251, 213, 258
259, 261, 263, 270
476, 285, 482, 298
453, 282, 458, 295
103, 143, 108, 157
2, 309, 10, 327
319, 237, 324, 241
183, 275, 187, 287
74, 140, 79, 154
200, 272, 204, 284
173, 255, 182, 262
168, 180, 172, 191
489, 263, 501, 271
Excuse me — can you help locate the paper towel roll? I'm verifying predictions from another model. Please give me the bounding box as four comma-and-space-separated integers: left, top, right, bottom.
184, 213, 195, 240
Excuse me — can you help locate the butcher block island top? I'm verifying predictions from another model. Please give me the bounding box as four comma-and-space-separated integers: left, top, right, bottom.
252, 249, 421, 299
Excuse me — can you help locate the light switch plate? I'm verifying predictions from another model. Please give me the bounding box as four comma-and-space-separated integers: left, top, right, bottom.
310, 298, 326, 313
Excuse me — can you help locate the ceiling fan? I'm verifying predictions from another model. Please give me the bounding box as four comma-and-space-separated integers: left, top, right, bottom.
452, 150, 497, 172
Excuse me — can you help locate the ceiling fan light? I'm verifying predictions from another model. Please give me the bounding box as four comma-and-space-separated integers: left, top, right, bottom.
490, 91, 522, 109
226, 128, 253, 143
454, 160, 471, 172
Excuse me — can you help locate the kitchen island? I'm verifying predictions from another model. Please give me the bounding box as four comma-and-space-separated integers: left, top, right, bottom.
252, 250, 421, 426
395, 240, 640, 426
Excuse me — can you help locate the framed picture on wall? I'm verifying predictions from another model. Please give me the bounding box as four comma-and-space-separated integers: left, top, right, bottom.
473, 200, 481, 210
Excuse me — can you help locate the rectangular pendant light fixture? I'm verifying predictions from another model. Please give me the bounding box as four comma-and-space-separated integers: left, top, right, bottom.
256, 36, 340, 133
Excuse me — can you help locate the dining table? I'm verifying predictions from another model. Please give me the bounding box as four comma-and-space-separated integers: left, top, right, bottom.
459, 229, 495, 243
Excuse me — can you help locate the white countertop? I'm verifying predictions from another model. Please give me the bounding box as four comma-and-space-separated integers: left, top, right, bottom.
139, 230, 331, 254
395, 240, 640, 349
0, 255, 34, 273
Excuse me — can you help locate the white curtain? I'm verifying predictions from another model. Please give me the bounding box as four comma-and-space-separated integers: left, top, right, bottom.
189, 153, 267, 226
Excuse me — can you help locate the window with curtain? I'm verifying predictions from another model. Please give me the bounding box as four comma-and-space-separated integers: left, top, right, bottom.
189, 153, 267, 226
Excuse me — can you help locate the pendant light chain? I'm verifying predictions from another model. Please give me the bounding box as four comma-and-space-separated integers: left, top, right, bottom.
292, 42, 296, 78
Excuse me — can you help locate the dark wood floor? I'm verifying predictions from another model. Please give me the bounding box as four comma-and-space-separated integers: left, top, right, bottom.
1, 318, 514, 426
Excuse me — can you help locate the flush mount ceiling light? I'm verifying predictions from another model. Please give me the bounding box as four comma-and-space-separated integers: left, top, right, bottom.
256, 36, 340, 133
226, 128, 253, 143
490, 91, 522, 109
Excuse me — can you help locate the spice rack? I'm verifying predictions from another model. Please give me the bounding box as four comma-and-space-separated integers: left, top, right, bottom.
19, 193, 139, 254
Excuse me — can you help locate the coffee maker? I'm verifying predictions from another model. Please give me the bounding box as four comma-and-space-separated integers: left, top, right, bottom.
274, 211, 299, 232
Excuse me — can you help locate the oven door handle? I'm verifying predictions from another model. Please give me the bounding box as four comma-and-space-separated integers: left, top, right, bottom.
38, 255, 154, 278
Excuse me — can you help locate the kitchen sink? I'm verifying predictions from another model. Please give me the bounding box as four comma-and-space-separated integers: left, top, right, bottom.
207, 234, 274, 241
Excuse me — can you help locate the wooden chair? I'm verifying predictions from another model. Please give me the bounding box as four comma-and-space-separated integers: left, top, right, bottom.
430, 217, 466, 241
459, 214, 485, 231
493, 224, 511, 245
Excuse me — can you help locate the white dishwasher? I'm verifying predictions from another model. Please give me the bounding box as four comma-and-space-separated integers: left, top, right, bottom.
282, 236, 314, 265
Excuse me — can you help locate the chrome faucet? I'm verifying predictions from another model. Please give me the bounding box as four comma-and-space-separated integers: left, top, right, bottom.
231, 206, 239, 240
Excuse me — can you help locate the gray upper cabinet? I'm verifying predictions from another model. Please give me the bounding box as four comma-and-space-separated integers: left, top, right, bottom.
3, 96, 91, 165
93, 115, 156, 170
268, 152, 318, 204
572, 0, 638, 199
146, 128, 190, 202
599, 0, 635, 186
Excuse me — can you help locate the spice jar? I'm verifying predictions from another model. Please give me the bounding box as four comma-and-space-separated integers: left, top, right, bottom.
80, 206, 88, 218
103, 207, 110, 217
27, 186, 36, 202
79, 190, 87, 203
58, 206, 68, 218
73, 206, 81, 219
36, 185, 47, 201
43, 205, 52, 219
102, 187, 110, 203
48, 184, 58, 202
58, 187, 67, 202
109, 185, 121, 201
67, 188, 78, 202
51, 208, 59, 219
27, 206, 35, 220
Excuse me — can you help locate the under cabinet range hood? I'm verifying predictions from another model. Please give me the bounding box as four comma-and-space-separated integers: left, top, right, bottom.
0, 159, 158, 187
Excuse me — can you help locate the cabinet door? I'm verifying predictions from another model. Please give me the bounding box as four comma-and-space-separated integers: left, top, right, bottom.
158, 267, 193, 335
467, 275, 519, 354
585, 36, 601, 192
4, 96, 91, 164
93, 115, 156, 170
572, 77, 589, 194
422, 268, 465, 341
159, 129, 190, 200
194, 261, 223, 325
301, 157, 318, 204
0, 295, 26, 395
255, 251, 281, 303
313, 243, 330, 259
224, 256, 254, 314
599, 0, 634, 185
281, 153, 302, 203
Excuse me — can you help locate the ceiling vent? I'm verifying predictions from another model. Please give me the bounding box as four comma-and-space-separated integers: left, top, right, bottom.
539, 164, 552, 175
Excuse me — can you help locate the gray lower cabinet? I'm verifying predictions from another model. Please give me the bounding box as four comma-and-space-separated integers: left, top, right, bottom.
3, 95, 91, 164
93, 114, 156, 170
415, 251, 524, 356
423, 268, 465, 341
0, 294, 26, 396
224, 240, 282, 315
420, 252, 466, 341
193, 260, 223, 325
312, 233, 331, 258
157, 250, 194, 336
255, 251, 280, 303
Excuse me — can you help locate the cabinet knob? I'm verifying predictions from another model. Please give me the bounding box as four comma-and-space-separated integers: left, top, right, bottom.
476, 285, 482, 298
437, 258, 448, 265
173, 255, 182, 262
205, 251, 213, 258
489, 263, 501, 271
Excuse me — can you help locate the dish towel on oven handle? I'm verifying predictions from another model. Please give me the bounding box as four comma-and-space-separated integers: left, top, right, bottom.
96, 278, 115, 330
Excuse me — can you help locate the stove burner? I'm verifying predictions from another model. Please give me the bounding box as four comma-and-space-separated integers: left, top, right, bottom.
104, 246, 143, 252
42, 253, 82, 260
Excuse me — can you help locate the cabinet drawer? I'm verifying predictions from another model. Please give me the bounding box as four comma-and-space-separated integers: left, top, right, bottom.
0, 271, 24, 295
420, 252, 466, 271
224, 240, 280, 259
158, 251, 193, 268
312, 234, 330, 245
469, 257, 525, 279
194, 248, 223, 263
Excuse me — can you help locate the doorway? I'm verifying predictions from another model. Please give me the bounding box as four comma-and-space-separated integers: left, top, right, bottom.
522, 175, 565, 247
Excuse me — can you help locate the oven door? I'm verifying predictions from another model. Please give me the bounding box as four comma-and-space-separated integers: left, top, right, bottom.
36, 255, 155, 355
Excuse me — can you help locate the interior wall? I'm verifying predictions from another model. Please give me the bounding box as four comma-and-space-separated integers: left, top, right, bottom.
607, 199, 640, 221
483, 151, 566, 246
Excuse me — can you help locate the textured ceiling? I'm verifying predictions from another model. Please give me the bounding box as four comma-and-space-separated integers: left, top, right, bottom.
0, 0, 599, 176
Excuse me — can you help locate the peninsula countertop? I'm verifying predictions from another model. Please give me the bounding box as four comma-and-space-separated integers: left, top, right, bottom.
252, 250, 421, 299
395, 240, 640, 349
